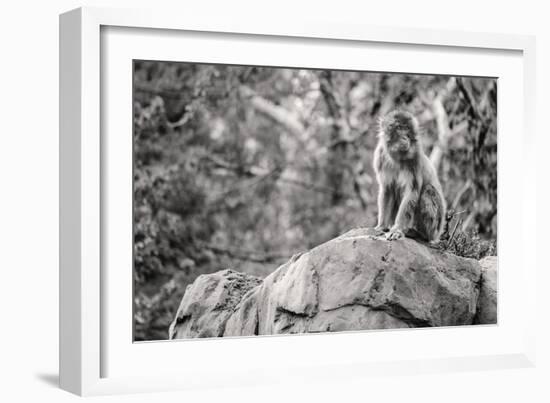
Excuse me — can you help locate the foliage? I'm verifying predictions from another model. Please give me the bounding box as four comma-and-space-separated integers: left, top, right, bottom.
133, 61, 497, 341
439, 210, 497, 260
440, 229, 496, 260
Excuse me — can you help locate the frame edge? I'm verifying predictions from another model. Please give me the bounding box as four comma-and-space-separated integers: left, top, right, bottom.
59, 7, 83, 396
61, 6, 538, 395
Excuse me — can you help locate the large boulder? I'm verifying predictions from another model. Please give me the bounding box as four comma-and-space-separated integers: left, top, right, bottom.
168, 269, 262, 339
170, 228, 495, 339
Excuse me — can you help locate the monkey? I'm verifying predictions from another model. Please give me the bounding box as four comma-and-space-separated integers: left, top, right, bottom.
373, 110, 446, 242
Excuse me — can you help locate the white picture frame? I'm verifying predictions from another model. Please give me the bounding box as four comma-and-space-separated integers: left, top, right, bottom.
59, 6, 537, 396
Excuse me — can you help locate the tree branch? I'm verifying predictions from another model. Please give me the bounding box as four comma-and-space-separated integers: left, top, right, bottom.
451, 179, 473, 210
318, 72, 368, 208
203, 154, 356, 199
318, 72, 352, 141
196, 240, 291, 264
456, 77, 493, 151
429, 78, 457, 170
456, 78, 483, 122
239, 86, 306, 138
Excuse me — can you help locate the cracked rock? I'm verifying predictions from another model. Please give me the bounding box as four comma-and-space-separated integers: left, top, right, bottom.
474, 256, 498, 325
168, 269, 262, 339
170, 228, 491, 339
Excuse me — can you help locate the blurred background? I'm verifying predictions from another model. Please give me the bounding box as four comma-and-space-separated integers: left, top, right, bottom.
133, 61, 497, 341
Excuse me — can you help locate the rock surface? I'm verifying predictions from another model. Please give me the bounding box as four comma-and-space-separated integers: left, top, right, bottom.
474, 256, 498, 325
169, 228, 496, 339
168, 269, 262, 339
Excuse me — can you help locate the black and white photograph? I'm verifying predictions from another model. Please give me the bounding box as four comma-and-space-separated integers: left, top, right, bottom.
132, 61, 498, 342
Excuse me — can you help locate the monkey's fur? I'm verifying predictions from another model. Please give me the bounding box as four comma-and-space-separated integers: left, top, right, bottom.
373, 110, 446, 242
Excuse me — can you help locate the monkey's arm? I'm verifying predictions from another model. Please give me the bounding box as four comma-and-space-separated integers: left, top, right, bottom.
375, 184, 393, 232
387, 187, 419, 241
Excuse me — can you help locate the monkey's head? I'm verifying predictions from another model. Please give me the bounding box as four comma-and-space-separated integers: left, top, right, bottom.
379, 110, 420, 162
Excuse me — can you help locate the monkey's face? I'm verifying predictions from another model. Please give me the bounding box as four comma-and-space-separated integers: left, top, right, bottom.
380, 111, 419, 161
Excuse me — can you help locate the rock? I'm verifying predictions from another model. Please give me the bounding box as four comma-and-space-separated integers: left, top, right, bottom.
168, 269, 262, 339
170, 228, 487, 339
224, 287, 261, 336
475, 256, 498, 325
